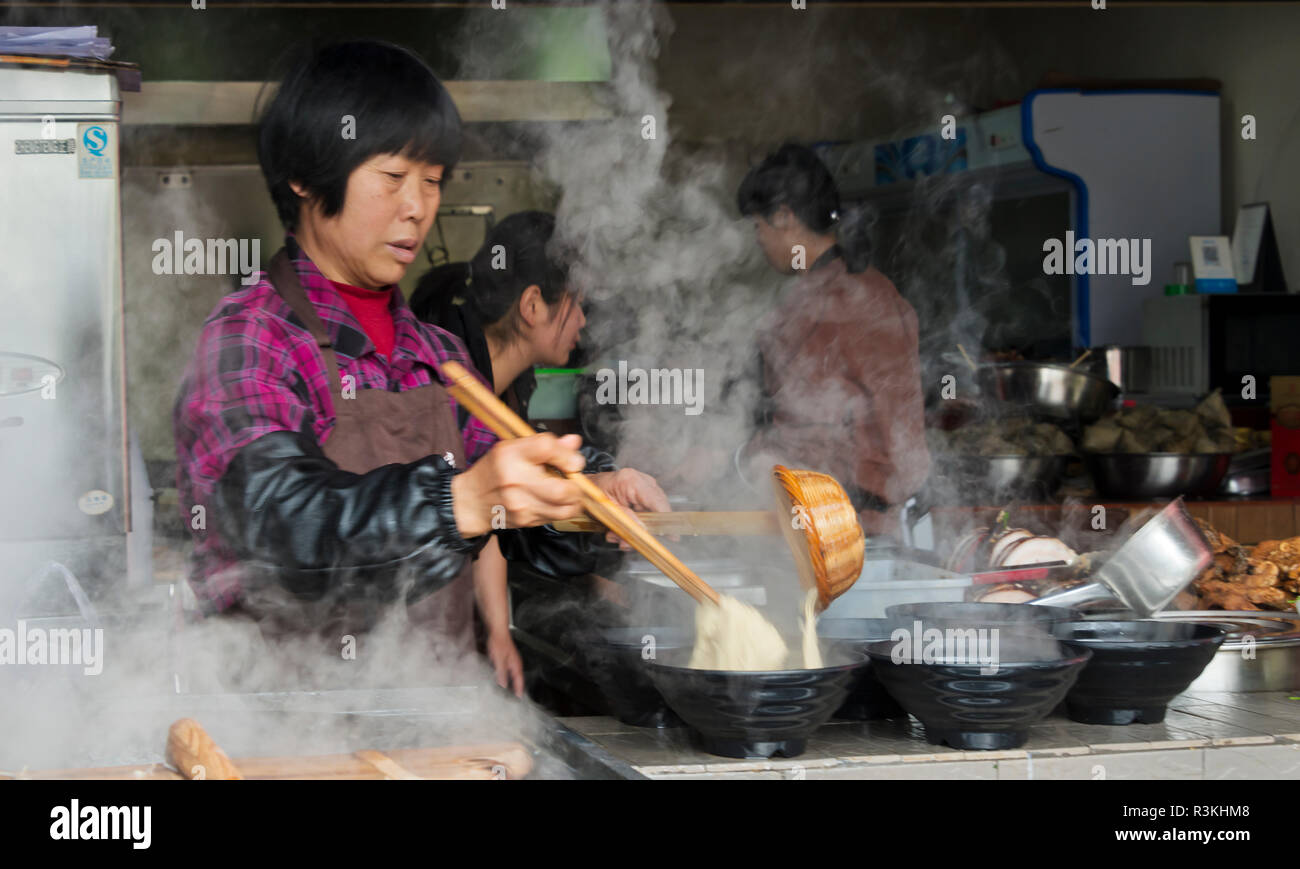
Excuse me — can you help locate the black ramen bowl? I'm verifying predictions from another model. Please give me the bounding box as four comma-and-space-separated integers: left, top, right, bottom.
578, 626, 692, 728
646, 645, 867, 759
817, 618, 905, 721
885, 602, 1079, 634
865, 635, 1092, 750
1050, 621, 1228, 725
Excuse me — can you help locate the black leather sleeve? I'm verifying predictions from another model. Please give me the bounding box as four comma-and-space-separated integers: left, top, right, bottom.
214, 430, 487, 603
494, 443, 625, 578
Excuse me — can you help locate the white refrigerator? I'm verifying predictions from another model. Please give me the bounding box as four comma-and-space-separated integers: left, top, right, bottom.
0, 64, 130, 612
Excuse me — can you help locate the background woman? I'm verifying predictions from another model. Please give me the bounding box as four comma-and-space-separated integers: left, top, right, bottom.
411, 211, 671, 694
734, 143, 931, 538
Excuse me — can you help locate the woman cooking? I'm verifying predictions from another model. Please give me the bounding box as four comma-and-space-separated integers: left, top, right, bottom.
733, 144, 931, 538
409, 212, 671, 694
172, 41, 662, 686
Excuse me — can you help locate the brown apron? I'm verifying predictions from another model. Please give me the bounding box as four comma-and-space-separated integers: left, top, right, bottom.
255, 249, 477, 656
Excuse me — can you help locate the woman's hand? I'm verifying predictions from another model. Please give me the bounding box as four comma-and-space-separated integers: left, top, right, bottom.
451, 433, 587, 536
589, 468, 673, 549
590, 468, 671, 512
472, 537, 523, 697
487, 628, 525, 698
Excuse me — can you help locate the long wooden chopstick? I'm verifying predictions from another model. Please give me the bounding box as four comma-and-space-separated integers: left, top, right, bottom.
553, 511, 780, 536
439, 361, 720, 606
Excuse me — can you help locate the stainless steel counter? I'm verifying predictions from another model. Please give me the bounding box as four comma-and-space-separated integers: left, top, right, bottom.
561, 691, 1300, 779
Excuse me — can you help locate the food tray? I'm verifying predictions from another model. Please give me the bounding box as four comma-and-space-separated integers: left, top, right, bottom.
820, 559, 971, 619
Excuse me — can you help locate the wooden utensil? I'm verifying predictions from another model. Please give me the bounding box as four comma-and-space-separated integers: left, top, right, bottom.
166, 718, 243, 780
772, 466, 866, 612
555, 486, 866, 612
31, 726, 534, 780
553, 510, 781, 536
438, 361, 720, 606
1068, 348, 1093, 369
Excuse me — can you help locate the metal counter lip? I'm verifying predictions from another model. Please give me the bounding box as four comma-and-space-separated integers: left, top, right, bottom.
546, 720, 649, 781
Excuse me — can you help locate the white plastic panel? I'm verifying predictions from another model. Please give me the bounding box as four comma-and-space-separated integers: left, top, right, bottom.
1027, 91, 1220, 347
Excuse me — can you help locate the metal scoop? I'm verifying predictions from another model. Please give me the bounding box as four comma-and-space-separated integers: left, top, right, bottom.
1030, 497, 1212, 617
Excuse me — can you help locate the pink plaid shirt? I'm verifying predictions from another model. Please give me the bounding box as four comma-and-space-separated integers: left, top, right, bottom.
173, 238, 497, 613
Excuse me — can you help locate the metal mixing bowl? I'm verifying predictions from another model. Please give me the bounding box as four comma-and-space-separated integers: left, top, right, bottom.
1085, 452, 1232, 499
977, 362, 1119, 424
934, 453, 1068, 500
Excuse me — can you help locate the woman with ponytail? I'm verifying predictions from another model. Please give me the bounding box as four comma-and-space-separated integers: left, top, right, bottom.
735, 144, 930, 538
411, 212, 670, 695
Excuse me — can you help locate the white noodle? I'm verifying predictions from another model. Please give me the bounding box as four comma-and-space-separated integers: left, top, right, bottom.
688, 588, 825, 671
801, 587, 823, 669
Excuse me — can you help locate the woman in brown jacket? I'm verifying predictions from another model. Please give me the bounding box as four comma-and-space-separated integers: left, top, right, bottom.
736, 144, 930, 537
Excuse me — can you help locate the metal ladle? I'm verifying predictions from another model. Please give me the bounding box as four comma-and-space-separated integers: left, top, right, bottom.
1030, 497, 1212, 617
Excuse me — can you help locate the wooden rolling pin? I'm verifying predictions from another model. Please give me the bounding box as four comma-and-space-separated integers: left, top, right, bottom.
166, 718, 244, 780
34, 734, 534, 780
553, 510, 781, 536
235, 744, 533, 780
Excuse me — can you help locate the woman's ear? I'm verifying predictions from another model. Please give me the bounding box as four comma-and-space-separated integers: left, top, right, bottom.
518, 284, 544, 328
770, 205, 795, 230
288, 181, 310, 199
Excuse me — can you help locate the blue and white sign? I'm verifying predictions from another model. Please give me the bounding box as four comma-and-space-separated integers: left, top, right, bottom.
76, 122, 114, 179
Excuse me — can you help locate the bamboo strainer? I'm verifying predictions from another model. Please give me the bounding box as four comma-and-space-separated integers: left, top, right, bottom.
772, 465, 866, 612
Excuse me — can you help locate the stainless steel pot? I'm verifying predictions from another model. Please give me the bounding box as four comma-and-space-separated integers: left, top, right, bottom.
1086, 452, 1232, 499
934, 454, 1068, 500
1145, 611, 1300, 693
977, 361, 1119, 424
1098, 345, 1152, 394
1220, 448, 1272, 497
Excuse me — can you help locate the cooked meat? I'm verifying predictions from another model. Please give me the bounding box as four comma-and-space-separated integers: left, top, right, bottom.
946, 527, 990, 572
1197, 580, 1260, 611
1244, 559, 1281, 587
1192, 565, 1225, 593
974, 584, 1038, 604
1190, 522, 1300, 611
1195, 518, 1237, 553
1246, 586, 1288, 607
1212, 552, 1239, 573
1253, 539, 1285, 559
999, 536, 1079, 567
988, 528, 1035, 565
